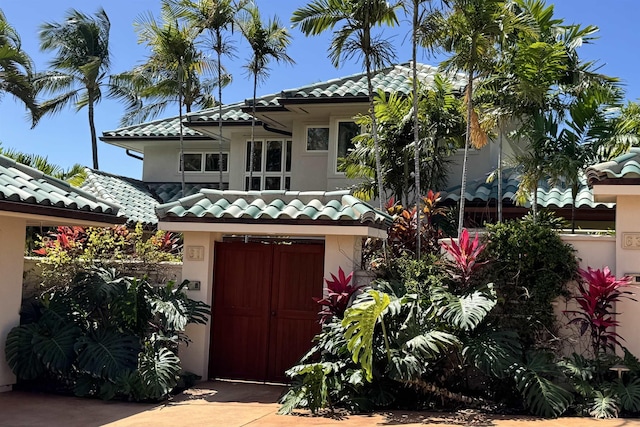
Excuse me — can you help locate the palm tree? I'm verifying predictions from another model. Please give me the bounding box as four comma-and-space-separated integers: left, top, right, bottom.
238, 2, 294, 190
0, 9, 38, 124
292, 0, 399, 209
112, 5, 217, 196
36, 8, 111, 170
162, 0, 241, 187
439, 0, 522, 237
0, 144, 86, 186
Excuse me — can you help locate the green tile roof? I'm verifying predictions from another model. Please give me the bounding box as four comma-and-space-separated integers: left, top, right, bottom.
0, 155, 121, 220
147, 182, 225, 204
156, 190, 393, 228
586, 147, 640, 185
103, 62, 464, 138
81, 169, 162, 226
442, 168, 614, 209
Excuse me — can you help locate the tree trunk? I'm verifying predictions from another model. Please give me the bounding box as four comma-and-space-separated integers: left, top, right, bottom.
88, 91, 99, 170
498, 120, 503, 222
179, 57, 185, 198
457, 72, 473, 238
365, 54, 384, 211
412, 0, 421, 259
217, 33, 224, 189
249, 73, 257, 190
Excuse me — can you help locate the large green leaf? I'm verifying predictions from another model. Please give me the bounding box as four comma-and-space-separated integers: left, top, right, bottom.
75, 329, 140, 380
463, 330, 521, 378
342, 290, 391, 382
513, 352, 573, 418
433, 286, 496, 331
589, 390, 619, 419
613, 378, 640, 413
31, 322, 81, 374
138, 347, 181, 400
5, 324, 46, 380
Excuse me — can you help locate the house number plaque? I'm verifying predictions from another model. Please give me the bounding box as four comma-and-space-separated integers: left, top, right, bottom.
186, 246, 205, 261
622, 233, 640, 249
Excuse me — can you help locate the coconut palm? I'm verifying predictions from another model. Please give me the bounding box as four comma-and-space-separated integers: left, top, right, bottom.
238, 2, 294, 190
163, 0, 241, 187
112, 5, 217, 196
292, 0, 399, 209
0, 9, 38, 124
36, 8, 111, 170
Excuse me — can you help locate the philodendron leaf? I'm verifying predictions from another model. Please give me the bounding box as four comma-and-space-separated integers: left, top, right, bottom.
342, 290, 391, 382
5, 324, 46, 380
75, 329, 140, 380
32, 323, 81, 374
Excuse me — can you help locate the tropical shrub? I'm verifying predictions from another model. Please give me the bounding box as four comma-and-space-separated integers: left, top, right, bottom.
33, 223, 182, 290
5, 267, 209, 401
313, 267, 362, 324
482, 217, 578, 348
565, 267, 634, 356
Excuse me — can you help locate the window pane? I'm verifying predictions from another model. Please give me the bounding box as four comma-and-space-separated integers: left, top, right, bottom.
245, 141, 262, 172
265, 177, 281, 190
205, 153, 228, 172
245, 176, 261, 191
182, 153, 201, 171
337, 122, 359, 160
286, 140, 292, 172
266, 140, 282, 172
307, 127, 329, 150
285, 176, 291, 190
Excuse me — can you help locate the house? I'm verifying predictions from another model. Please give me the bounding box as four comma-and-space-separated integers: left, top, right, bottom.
0, 155, 124, 391
94, 62, 616, 382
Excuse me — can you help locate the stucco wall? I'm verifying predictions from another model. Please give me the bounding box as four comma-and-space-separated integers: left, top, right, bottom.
0, 216, 27, 391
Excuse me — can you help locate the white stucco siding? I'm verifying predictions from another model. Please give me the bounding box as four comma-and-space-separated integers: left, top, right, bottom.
0, 216, 27, 391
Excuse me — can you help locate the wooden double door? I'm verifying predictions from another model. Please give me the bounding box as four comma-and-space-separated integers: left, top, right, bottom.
209, 241, 324, 383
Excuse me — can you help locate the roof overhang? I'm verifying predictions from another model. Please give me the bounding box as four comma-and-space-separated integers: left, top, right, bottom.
158, 220, 387, 238
0, 202, 125, 227
592, 181, 640, 203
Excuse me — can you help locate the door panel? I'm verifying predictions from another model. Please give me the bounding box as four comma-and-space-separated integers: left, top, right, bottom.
210, 242, 272, 381
210, 242, 324, 383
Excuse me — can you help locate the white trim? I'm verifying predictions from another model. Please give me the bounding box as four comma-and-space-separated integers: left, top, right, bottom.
244, 139, 292, 190
158, 221, 388, 238
305, 125, 330, 152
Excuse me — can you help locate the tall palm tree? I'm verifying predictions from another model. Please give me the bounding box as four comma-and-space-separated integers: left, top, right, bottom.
439, 0, 522, 237
112, 5, 217, 196
36, 8, 111, 170
165, 0, 241, 187
292, 0, 399, 209
0, 9, 38, 125
238, 2, 294, 190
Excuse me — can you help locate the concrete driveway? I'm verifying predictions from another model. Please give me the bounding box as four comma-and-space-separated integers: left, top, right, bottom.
1, 380, 640, 427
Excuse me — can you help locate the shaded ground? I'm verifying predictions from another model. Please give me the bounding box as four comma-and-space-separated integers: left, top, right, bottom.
0, 381, 640, 427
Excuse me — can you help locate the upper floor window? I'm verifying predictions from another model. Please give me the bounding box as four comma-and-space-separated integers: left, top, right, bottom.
336, 121, 359, 173
245, 140, 292, 190
306, 126, 329, 151
180, 152, 228, 172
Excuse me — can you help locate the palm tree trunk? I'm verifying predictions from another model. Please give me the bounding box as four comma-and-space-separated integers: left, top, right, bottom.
498, 120, 503, 222
88, 93, 99, 170
365, 54, 384, 211
217, 35, 224, 190
412, 0, 421, 259
457, 72, 473, 238
179, 57, 185, 198
249, 73, 257, 190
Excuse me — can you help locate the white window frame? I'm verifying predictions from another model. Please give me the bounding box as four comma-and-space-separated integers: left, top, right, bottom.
244, 139, 292, 190
333, 120, 360, 175
305, 125, 330, 152
178, 151, 229, 173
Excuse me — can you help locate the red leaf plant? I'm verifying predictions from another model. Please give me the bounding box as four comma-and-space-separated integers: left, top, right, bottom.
33, 226, 87, 256
564, 266, 634, 356
440, 228, 488, 287
313, 267, 362, 324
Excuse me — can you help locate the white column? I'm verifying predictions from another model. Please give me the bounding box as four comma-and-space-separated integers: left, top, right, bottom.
0, 216, 26, 391
323, 235, 361, 284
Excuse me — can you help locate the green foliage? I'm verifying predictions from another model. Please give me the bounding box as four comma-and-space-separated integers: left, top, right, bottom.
483, 218, 578, 348
5, 266, 209, 401
589, 391, 619, 419
432, 285, 496, 331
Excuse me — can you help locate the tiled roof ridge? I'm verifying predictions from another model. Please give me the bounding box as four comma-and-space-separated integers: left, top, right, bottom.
586, 147, 640, 186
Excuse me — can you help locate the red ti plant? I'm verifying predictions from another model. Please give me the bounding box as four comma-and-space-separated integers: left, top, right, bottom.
314, 267, 361, 324
440, 228, 488, 288
565, 266, 634, 356
33, 226, 87, 256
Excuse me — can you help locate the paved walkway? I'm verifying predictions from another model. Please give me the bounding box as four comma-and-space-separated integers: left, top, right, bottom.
1, 380, 640, 426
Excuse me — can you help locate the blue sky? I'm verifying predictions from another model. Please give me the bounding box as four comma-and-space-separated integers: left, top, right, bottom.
0, 1, 637, 179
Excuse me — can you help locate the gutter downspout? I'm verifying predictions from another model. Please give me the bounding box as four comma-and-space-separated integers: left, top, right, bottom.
262, 123, 292, 137
126, 150, 143, 161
